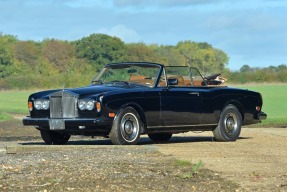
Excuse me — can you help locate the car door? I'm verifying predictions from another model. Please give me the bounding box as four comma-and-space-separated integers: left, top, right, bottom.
160, 87, 202, 126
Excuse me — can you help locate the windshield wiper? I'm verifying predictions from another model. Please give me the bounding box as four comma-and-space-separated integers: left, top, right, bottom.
91, 80, 103, 85
106, 81, 130, 86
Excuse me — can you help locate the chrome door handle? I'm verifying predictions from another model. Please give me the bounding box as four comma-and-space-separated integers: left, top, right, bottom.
189, 92, 199, 96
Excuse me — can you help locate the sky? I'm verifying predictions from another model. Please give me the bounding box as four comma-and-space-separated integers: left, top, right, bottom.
0, 0, 286, 71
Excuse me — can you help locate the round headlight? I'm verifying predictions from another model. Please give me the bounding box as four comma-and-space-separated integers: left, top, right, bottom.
42, 100, 50, 110
86, 100, 95, 111
34, 100, 42, 110
78, 100, 86, 110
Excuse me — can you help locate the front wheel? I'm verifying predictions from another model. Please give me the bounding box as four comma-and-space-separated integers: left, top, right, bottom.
109, 107, 142, 145
213, 104, 242, 141
40, 129, 70, 145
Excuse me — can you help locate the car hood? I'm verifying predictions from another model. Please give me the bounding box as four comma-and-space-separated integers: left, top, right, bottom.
30, 85, 131, 100
68, 85, 128, 97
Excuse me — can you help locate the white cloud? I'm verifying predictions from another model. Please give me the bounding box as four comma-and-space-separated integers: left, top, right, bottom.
96, 25, 140, 43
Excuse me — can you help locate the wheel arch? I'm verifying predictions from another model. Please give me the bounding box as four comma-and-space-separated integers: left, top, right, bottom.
222, 100, 244, 122
116, 102, 147, 133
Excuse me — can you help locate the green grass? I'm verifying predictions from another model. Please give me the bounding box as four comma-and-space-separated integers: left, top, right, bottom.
233, 84, 287, 126
0, 112, 12, 121
175, 159, 192, 166
176, 160, 204, 179
0, 91, 32, 121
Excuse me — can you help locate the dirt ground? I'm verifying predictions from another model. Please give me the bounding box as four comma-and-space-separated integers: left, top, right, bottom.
0, 120, 287, 191
157, 128, 287, 191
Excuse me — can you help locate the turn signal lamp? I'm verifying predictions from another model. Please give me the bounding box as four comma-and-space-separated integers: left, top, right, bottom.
96, 102, 101, 112
109, 113, 115, 118
28, 102, 33, 111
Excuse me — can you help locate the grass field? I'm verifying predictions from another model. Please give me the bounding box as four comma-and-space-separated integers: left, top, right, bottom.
0, 85, 286, 126
233, 84, 287, 126
0, 91, 32, 121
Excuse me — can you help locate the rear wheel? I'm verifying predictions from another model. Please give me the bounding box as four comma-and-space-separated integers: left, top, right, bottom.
40, 129, 70, 145
109, 107, 142, 145
213, 104, 242, 141
148, 133, 172, 142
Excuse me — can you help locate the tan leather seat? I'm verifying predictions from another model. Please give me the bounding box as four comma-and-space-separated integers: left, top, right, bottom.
129, 75, 146, 81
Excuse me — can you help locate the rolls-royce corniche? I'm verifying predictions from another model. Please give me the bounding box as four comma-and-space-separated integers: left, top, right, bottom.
23, 62, 267, 145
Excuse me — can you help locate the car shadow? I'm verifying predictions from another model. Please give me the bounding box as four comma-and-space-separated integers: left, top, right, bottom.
139, 136, 214, 145
18, 136, 251, 146
19, 139, 111, 146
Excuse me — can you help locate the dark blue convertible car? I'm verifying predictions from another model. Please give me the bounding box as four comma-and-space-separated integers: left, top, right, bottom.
23, 62, 267, 145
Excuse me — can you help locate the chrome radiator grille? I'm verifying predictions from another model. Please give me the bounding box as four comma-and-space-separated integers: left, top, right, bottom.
50, 91, 79, 118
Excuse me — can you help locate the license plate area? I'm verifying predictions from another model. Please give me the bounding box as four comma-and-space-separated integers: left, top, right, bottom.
49, 119, 65, 130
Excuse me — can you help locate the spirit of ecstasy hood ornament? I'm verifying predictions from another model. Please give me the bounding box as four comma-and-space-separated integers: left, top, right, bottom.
62, 83, 66, 91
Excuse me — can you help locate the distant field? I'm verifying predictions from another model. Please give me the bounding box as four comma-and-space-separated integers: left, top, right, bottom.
233, 84, 287, 126
0, 85, 286, 126
0, 91, 32, 121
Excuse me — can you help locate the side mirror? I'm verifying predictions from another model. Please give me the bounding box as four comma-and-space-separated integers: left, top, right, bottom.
167, 78, 178, 86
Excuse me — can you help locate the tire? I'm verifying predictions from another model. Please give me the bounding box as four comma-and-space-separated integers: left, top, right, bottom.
213, 104, 242, 141
40, 129, 70, 145
148, 133, 172, 142
109, 107, 142, 145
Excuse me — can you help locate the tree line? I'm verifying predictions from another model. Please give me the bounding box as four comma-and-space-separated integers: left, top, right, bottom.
0, 33, 286, 89
224, 64, 287, 84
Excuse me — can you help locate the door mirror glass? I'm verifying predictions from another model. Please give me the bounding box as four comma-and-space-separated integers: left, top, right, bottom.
167, 78, 178, 86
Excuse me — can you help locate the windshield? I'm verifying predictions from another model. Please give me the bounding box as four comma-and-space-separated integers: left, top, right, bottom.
91, 63, 161, 87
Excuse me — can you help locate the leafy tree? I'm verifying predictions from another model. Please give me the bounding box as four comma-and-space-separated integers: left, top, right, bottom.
153, 45, 185, 66
176, 41, 199, 67
41, 39, 75, 72
0, 34, 18, 78
5, 32, 287, 88
239, 65, 252, 73
14, 41, 40, 66
75, 34, 127, 70
278, 64, 287, 71
213, 49, 229, 72
126, 43, 155, 62
176, 41, 228, 73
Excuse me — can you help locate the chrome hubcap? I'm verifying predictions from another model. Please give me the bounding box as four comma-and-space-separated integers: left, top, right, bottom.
224, 113, 238, 134
120, 113, 139, 142
124, 120, 134, 135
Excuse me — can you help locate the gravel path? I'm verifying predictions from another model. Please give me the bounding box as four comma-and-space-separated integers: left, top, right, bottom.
0, 137, 239, 192
1, 127, 286, 191
158, 128, 287, 191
